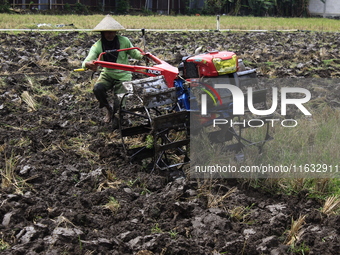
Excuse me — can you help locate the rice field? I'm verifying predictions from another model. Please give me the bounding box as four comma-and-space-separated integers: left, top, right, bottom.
0, 13, 339, 31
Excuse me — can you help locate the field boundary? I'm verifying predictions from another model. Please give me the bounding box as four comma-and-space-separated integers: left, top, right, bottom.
0, 28, 300, 32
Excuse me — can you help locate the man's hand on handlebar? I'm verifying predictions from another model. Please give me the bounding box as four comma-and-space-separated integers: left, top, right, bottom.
85, 60, 98, 71
142, 53, 151, 65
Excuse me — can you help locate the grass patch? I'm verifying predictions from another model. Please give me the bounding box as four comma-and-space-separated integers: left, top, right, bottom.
191, 104, 340, 200
21, 91, 38, 111
103, 196, 120, 214
321, 196, 340, 215
0, 77, 6, 88
1, 153, 19, 190
285, 214, 306, 246
151, 223, 163, 234
63, 136, 98, 159
206, 186, 237, 208
289, 242, 311, 255
322, 59, 340, 67
0, 238, 10, 251
246, 106, 340, 197
24, 75, 59, 102
0, 14, 339, 32
0, 153, 32, 194
229, 204, 253, 223
261, 106, 340, 170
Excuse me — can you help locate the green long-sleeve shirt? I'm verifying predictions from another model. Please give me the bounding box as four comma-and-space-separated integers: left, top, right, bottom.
82, 35, 143, 81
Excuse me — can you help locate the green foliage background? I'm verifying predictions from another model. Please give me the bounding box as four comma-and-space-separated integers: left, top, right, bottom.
0, 0, 322, 17
202, 0, 312, 16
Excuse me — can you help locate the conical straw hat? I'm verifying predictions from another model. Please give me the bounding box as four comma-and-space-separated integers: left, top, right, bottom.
92, 15, 126, 32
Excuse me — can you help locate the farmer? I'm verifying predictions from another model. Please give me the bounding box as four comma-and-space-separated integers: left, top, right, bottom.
82, 15, 144, 124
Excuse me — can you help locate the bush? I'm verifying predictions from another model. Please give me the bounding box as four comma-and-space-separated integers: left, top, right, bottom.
73, 2, 90, 14
116, 0, 129, 14
0, 0, 10, 13
64, 3, 71, 12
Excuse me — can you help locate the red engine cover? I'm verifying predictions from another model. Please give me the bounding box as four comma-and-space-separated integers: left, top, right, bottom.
186, 51, 238, 77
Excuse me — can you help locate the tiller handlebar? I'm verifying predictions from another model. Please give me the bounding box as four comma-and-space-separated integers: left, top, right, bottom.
93, 47, 179, 87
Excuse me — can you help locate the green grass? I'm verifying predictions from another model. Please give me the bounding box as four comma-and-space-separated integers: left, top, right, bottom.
191, 103, 340, 200
103, 196, 120, 214
0, 238, 10, 251
252, 105, 340, 198
192, 106, 340, 173
0, 14, 339, 31
262, 106, 340, 168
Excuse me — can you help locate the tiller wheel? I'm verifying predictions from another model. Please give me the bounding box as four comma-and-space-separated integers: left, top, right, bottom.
118, 76, 190, 171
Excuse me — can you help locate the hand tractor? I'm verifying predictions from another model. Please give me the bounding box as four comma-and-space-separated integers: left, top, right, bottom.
83, 47, 273, 172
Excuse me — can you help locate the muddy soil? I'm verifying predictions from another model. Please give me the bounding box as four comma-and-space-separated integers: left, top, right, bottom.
0, 31, 340, 255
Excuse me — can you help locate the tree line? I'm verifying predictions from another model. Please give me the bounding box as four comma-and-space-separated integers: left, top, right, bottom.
200, 0, 313, 17
0, 0, 318, 17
